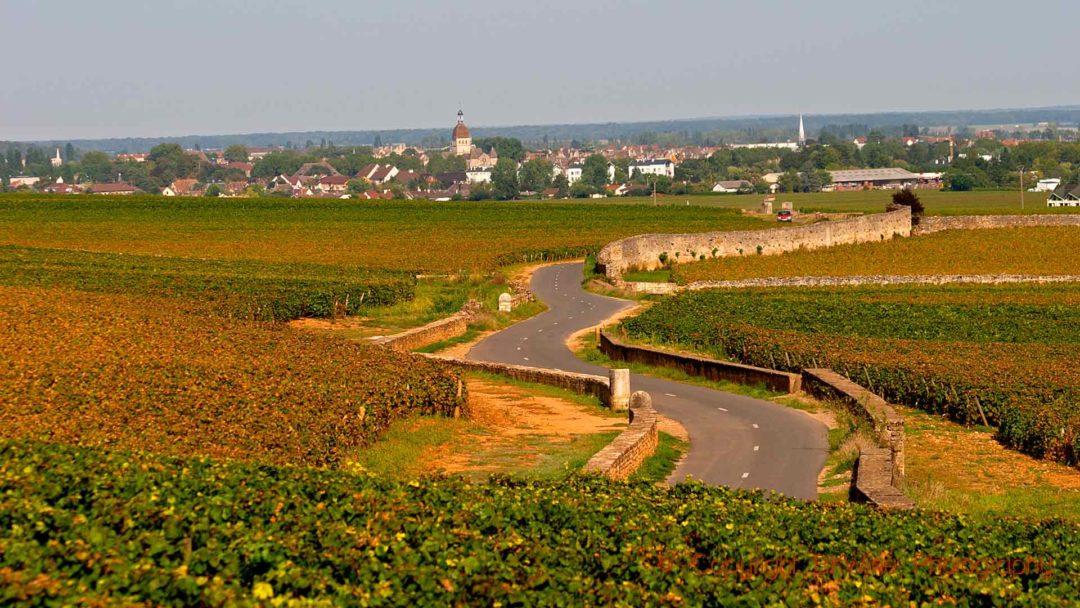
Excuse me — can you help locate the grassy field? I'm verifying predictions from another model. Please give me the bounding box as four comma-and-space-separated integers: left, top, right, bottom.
0, 194, 772, 273
674, 226, 1080, 283
580, 189, 1065, 215
621, 283, 1080, 468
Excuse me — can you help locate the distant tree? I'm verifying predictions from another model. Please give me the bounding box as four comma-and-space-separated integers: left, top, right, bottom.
469, 182, 494, 201
204, 184, 222, 197
373, 134, 382, 148
64, 143, 77, 162
552, 173, 569, 198
223, 144, 249, 163
148, 143, 198, 187
252, 151, 306, 178
475, 137, 525, 162
79, 151, 114, 183
569, 181, 593, 198
580, 154, 610, 189
491, 158, 520, 200
426, 153, 466, 174
347, 178, 372, 194
519, 158, 553, 192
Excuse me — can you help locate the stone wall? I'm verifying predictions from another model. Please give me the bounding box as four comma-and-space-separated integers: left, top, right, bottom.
372, 300, 479, 352
914, 213, 1080, 235
596, 208, 911, 279
802, 368, 913, 510
600, 330, 801, 394
685, 273, 1080, 291
583, 391, 659, 479
420, 354, 614, 407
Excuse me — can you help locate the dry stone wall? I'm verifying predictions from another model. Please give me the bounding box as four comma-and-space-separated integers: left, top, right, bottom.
600, 330, 801, 394
372, 300, 480, 352
685, 273, 1080, 291
802, 368, 913, 510
914, 213, 1080, 235
420, 354, 614, 407
583, 391, 659, 479
596, 208, 911, 279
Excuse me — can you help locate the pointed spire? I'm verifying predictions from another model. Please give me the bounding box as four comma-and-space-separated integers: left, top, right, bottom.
798, 114, 806, 146
457, 109, 464, 124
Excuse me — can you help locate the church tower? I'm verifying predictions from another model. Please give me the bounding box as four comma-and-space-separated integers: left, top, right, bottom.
798, 114, 806, 146
452, 110, 473, 156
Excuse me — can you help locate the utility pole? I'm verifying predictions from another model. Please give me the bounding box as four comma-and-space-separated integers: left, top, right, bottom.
1019, 167, 1024, 210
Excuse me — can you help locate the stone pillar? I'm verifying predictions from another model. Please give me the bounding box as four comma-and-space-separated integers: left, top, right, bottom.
498, 292, 512, 313
609, 368, 630, 410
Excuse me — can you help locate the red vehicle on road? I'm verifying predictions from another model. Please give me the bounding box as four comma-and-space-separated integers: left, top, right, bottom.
776, 210, 793, 222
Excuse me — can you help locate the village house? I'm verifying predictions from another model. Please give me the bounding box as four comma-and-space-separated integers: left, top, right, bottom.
629, 158, 675, 179
41, 178, 78, 194
162, 178, 201, 197
1048, 183, 1080, 207
357, 163, 399, 184
88, 182, 139, 195
316, 175, 351, 193
9, 176, 41, 188
712, 180, 753, 194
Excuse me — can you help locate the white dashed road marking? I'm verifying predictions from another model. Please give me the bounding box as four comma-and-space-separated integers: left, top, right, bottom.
741, 472, 750, 479
752, 423, 759, 429
753, 445, 760, 451
717, 407, 728, 412
523, 357, 530, 361
664, 393, 677, 397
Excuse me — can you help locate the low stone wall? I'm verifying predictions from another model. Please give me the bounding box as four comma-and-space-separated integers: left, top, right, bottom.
600, 330, 801, 394
802, 368, 913, 510
596, 208, 911, 279
685, 273, 1080, 291
622, 281, 680, 295
372, 300, 479, 352
583, 391, 659, 479
420, 354, 614, 407
914, 213, 1080, 235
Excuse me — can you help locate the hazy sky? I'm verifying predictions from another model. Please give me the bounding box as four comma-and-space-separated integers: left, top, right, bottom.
3, 0, 1078, 141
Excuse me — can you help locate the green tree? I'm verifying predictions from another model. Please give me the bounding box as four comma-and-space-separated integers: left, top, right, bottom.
580, 154, 610, 189
79, 151, 114, 183
553, 173, 569, 198
491, 158, 520, 200
64, 143, 77, 162
204, 184, 222, 197
252, 151, 306, 178
519, 158, 553, 192
474, 137, 525, 162
148, 143, 198, 187
223, 144, 249, 163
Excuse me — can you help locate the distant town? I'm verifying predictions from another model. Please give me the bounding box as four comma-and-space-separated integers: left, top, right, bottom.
3, 111, 1079, 206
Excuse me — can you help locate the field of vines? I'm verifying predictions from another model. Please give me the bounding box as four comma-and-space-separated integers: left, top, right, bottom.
622, 284, 1080, 466
0, 194, 770, 273
2, 439, 1077, 606
673, 226, 1080, 284
0, 286, 462, 467
0, 245, 414, 320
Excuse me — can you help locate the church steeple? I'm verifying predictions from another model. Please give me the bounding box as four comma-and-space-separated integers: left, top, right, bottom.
798, 114, 806, 146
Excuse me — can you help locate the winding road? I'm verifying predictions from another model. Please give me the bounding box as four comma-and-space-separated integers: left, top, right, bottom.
467, 262, 828, 500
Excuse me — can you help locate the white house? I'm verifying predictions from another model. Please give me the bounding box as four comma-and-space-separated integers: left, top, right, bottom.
564, 165, 583, 185
466, 169, 492, 184
1032, 178, 1061, 193
9, 176, 41, 188
712, 180, 753, 194
629, 159, 675, 179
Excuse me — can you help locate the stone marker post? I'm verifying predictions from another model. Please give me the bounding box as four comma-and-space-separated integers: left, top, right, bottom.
609, 368, 630, 410
498, 292, 512, 313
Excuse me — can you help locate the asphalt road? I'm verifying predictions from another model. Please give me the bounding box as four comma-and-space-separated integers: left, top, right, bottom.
467, 262, 828, 500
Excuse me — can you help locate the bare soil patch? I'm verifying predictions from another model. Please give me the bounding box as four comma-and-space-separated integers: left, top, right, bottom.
424, 378, 625, 476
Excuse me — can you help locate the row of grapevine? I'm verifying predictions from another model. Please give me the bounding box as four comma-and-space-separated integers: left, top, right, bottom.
622, 285, 1080, 466
1, 439, 1076, 605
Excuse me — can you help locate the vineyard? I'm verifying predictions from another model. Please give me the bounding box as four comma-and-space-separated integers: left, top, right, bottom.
673, 226, 1080, 283
622, 283, 1080, 466
2, 439, 1077, 605
0, 245, 415, 320
0, 194, 770, 272
0, 286, 462, 467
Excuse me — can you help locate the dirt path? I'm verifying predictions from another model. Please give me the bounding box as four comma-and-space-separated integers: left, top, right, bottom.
423, 378, 626, 477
